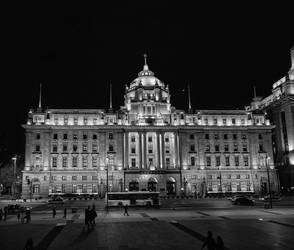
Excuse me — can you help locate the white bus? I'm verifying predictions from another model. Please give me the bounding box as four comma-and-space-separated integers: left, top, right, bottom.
106, 191, 160, 207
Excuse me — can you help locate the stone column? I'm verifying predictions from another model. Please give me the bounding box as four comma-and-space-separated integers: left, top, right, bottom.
157, 132, 161, 169
141, 132, 145, 169
139, 132, 142, 169
174, 132, 178, 169
122, 132, 125, 169
124, 132, 129, 169
143, 133, 147, 169
160, 132, 164, 169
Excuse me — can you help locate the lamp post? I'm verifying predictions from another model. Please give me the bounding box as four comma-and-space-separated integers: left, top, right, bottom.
11, 156, 17, 197
265, 154, 273, 208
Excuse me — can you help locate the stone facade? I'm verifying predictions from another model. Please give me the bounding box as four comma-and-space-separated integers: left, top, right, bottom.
22, 59, 279, 198
249, 47, 294, 190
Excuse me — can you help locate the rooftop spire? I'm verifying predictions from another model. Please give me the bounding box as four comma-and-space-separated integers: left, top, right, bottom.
38, 83, 42, 110
188, 84, 192, 113
109, 83, 113, 111
253, 85, 256, 98
143, 53, 149, 71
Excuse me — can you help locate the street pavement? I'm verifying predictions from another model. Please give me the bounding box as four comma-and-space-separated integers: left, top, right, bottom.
1, 205, 294, 250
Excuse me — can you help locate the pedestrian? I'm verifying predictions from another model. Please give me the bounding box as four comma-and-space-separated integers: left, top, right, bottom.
0, 208, 3, 220
84, 206, 91, 230
123, 204, 129, 216
52, 206, 56, 218
17, 210, 21, 222
201, 231, 216, 250
90, 204, 97, 226
216, 236, 224, 250
63, 207, 67, 219
23, 237, 34, 250
25, 208, 31, 223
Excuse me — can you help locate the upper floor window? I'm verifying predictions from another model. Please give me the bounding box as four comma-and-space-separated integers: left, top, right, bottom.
232, 118, 236, 125
84, 118, 88, 125
63, 144, 68, 152
109, 144, 114, 152
74, 117, 78, 125
52, 144, 58, 152
73, 144, 78, 152
214, 134, 219, 140
206, 156, 211, 166
191, 156, 195, 166
109, 133, 113, 140
36, 133, 40, 140
259, 144, 264, 152
241, 134, 247, 140
215, 145, 220, 152
205, 144, 210, 152
131, 136, 136, 142
204, 118, 208, 125
243, 144, 248, 152
233, 134, 237, 140
224, 144, 229, 152
223, 119, 227, 125
234, 156, 239, 166
52, 157, 57, 168
72, 157, 78, 167
258, 134, 263, 140
189, 134, 194, 140
93, 134, 97, 140
131, 147, 136, 154
131, 158, 136, 167
205, 134, 209, 140
35, 145, 40, 152
63, 134, 68, 140
148, 136, 152, 142
83, 133, 88, 140
223, 134, 228, 140
216, 156, 221, 167
241, 119, 245, 125
244, 156, 249, 166
165, 137, 169, 142
82, 143, 88, 152
92, 144, 98, 153
225, 156, 230, 166
73, 134, 78, 140
190, 144, 195, 152
64, 117, 68, 125
53, 133, 58, 140
62, 157, 67, 168
213, 118, 218, 125
234, 144, 238, 152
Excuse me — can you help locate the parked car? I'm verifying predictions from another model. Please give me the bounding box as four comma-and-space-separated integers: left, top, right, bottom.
232, 197, 254, 205
48, 196, 64, 204
228, 195, 248, 202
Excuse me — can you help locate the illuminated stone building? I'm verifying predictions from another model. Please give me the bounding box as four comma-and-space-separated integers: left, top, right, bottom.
249, 47, 294, 191
22, 56, 279, 198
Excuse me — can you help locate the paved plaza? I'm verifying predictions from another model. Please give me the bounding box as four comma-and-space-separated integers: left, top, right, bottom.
1, 205, 294, 250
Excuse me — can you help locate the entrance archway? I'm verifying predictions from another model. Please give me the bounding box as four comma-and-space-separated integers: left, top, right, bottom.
166, 177, 176, 195
148, 177, 158, 191
129, 179, 139, 191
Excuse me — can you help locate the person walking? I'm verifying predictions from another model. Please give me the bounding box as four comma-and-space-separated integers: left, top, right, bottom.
216, 236, 225, 250
123, 204, 129, 216
23, 237, 34, 250
0, 208, 3, 220
52, 206, 56, 219
90, 205, 97, 226
201, 231, 216, 250
84, 206, 91, 230
63, 207, 67, 219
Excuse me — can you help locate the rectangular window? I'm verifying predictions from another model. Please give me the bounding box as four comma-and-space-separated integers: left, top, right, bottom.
52, 144, 58, 152
259, 144, 264, 152
205, 134, 209, 140
83, 133, 88, 140
35, 145, 40, 152
93, 134, 97, 140
131, 136, 136, 142
223, 134, 228, 140
62, 176, 67, 181
205, 144, 210, 152
165, 137, 170, 142
236, 174, 240, 179
72, 176, 77, 181
225, 156, 230, 166
92, 176, 98, 181
62, 184, 66, 193
206, 157, 211, 166
73, 144, 78, 152
109, 145, 114, 152
148, 158, 153, 167
82, 156, 88, 167
82, 176, 87, 181
191, 156, 195, 166
131, 158, 136, 167
227, 174, 231, 179
244, 156, 249, 166
232, 118, 236, 125
208, 183, 212, 191
148, 136, 152, 142
223, 119, 227, 125
109, 133, 113, 139
74, 117, 78, 125
241, 119, 245, 125
243, 144, 248, 152
131, 147, 136, 154
73, 134, 78, 140
216, 156, 221, 167
258, 134, 263, 140
64, 117, 68, 125
63, 134, 68, 140
165, 147, 170, 154
215, 145, 220, 152
72, 157, 78, 167
233, 134, 237, 140
189, 134, 194, 140
235, 156, 239, 166
52, 176, 57, 181
52, 157, 57, 168
247, 182, 251, 191
234, 144, 238, 152
36, 133, 40, 140
166, 158, 170, 167
242, 134, 247, 140
204, 118, 208, 125
63, 144, 68, 152
62, 157, 67, 168
214, 134, 219, 140
213, 118, 218, 125
84, 118, 88, 125
92, 144, 98, 152
246, 174, 250, 179
190, 144, 195, 152
237, 183, 241, 191
224, 144, 229, 152
82, 143, 88, 152
148, 148, 153, 154
92, 156, 98, 167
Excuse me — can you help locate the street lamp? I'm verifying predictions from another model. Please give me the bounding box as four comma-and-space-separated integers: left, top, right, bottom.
265, 154, 273, 209
11, 156, 17, 197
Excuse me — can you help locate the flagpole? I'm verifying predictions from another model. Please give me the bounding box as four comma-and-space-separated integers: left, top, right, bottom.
188, 84, 192, 113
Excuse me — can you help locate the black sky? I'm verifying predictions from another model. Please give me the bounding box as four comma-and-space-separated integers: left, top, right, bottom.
1, 1, 293, 160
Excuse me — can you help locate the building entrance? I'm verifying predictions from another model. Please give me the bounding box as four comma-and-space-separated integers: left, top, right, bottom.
166, 177, 176, 195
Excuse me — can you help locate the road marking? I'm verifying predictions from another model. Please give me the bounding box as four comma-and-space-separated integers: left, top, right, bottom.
219, 216, 230, 220
261, 210, 282, 215
197, 211, 210, 216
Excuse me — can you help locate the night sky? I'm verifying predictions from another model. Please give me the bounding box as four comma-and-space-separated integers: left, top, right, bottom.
1, 2, 293, 162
